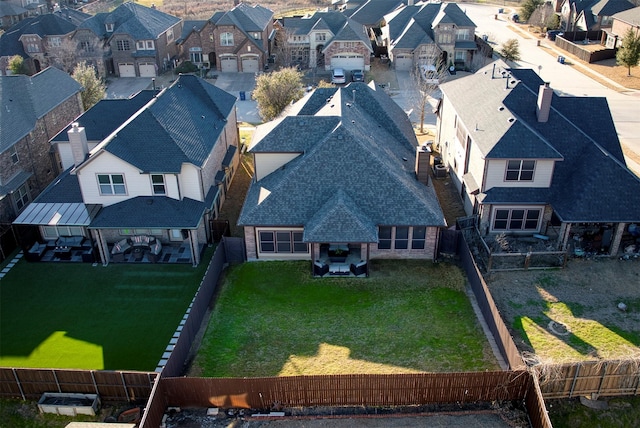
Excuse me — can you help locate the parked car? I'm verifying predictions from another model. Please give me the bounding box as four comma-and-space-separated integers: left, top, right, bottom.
546, 30, 563, 41
351, 69, 364, 82
331, 68, 346, 84
510, 13, 519, 22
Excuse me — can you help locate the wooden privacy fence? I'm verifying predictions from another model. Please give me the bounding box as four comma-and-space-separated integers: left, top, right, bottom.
160, 242, 227, 377
0, 368, 157, 403
458, 234, 525, 370
535, 360, 640, 399
161, 371, 531, 408
555, 31, 615, 63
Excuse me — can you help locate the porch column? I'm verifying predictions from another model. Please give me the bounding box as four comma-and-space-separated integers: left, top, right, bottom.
189, 230, 200, 266
559, 222, 572, 250
312, 243, 320, 261
93, 229, 109, 266
610, 222, 626, 256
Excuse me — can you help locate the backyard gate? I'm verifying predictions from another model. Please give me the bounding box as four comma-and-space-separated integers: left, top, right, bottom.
438, 228, 459, 255
223, 237, 246, 263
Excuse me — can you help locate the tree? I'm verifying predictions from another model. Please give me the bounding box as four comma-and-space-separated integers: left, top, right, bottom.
528, 2, 554, 32
72, 61, 106, 110
8, 55, 27, 75
252, 67, 304, 121
500, 39, 521, 62
409, 58, 448, 134
616, 29, 640, 77
520, 0, 544, 22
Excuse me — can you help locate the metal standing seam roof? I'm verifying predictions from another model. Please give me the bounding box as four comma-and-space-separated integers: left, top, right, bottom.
13, 202, 101, 226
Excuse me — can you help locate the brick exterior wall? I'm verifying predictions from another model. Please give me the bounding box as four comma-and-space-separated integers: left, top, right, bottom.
323, 41, 371, 70
0, 92, 83, 223
179, 22, 217, 66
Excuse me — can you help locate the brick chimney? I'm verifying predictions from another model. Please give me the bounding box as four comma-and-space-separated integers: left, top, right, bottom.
536, 82, 553, 123
68, 122, 89, 167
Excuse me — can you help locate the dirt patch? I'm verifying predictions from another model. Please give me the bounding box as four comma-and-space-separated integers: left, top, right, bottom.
218, 153, 254, 238
484, 257, 640, 363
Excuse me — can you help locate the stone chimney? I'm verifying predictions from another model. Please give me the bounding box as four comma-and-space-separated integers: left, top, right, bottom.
536, 82, 553, 123
68, 123, 89, 167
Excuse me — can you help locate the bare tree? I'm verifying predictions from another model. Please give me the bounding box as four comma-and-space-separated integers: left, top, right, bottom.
528, 3, 554, 32
49, 37, 106, 76
409, 57, 448, 134
272, 26, 300, 69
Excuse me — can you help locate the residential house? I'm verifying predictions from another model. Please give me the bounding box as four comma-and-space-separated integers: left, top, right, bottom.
560, 0, 634, 32
0, 67, 83, 224
279, 10, 373, 71
435, 60, 640, 256
14, 74, 240, 266
4, 0, 47, 17
74, 1, 182, 77
605, 6, 640, 48
0, 12, 87, 75
0, 1, 28, 30
381, 1, 477, 72
178, 3, 274, 73
238, 82, 446, 274
345, 0, 406, 56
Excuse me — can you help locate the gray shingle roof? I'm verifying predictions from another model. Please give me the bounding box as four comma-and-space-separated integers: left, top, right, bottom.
440, 60, 640, 223
212, 3, 273, 31
79, 2, 180, 40
612, 5, 640, 25
591, 0, 634, 16
101, 74, 236, 173
0, 2, 27, 17
239, 82, 446, 238
89, 196, 205, 229
0, 67, 82, 153
177, 20, 207, 43
0, 13, 78, 58
51, 91, 156, 143
348, 0, 405, 27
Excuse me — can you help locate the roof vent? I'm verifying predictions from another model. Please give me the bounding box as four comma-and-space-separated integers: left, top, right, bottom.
507, 117, 515, 123
146, 199, 154, 205
498, 106, 505, 111
351, 120, 355, 124
337, 134, 343, 140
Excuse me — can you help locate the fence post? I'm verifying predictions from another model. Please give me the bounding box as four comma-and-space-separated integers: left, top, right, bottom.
569, 364, 580, 398
595, 362, 608, 399
524, 252, 531, 270
12, 368, 25, 400
52, 369, 61, 392
90, 370, 99, 395
121, 372, 131, 402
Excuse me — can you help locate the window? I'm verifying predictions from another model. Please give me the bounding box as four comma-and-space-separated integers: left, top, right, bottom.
378, 226, 392, 249
493, 208, 541, 231
27, 43, 39, 53
97, 174, 126, 195
166, 28, 174, 43
80, 40, 94, 52
13, 183, 30, 211
258, 230, 308, 253
136, 40, 154, 50
438, 33, 452, 44
395, 227, 409, 249
455, 50, 465, 61
315, 33, 326, 42
505, 160, 535, 181
221, 32, 234, 46
10, 146, 19, 164
251, 32, 262, 40
412, 227, 426, 249
190, 47, 203, 63
116, 40, 130, 51
105, 23, 114, 32
48, 37, 61, 47
151, 174, 165, 195
456, 29, 470, 40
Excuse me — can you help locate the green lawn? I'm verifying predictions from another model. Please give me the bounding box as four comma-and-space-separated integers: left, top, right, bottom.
193, 260, 499, 377
0, 249, 212, 371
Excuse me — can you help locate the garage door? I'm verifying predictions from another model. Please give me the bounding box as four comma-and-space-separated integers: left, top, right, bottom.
241, 56, 259, 73
220, 56, 238, 72
139, 63, 156, 77
118, 63, 135, 77
329, 54, 364, 71
394, 55, 413, 71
